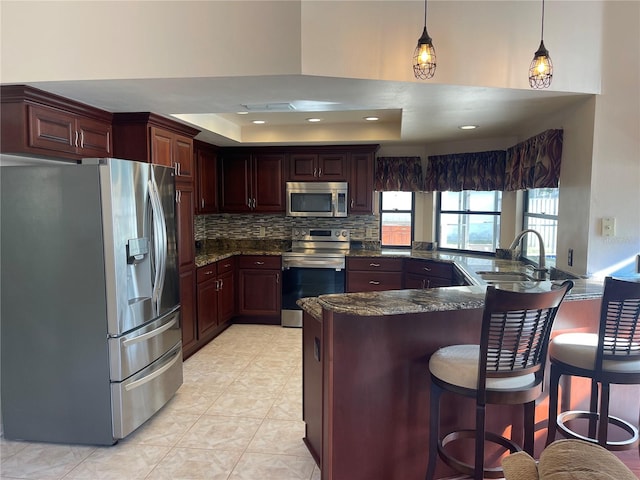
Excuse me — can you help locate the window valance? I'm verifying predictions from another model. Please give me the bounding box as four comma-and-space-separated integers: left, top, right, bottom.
374, 156, 423, 191
504, 129, 563, 191
423, 150, 506, 192
422, 129, 563, 192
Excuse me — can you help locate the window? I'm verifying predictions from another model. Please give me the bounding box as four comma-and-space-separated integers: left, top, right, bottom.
437, 191, 502, 253
523, 188, 558, 266
380, 191, 413, 247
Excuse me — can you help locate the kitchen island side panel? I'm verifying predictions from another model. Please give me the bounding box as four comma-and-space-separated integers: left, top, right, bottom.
1, 166, 114, 444
317, 299, 610, 480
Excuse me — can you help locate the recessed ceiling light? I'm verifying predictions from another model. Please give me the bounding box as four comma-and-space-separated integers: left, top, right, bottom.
252, 120, 266, 124
364, 116, 379, 121
306, 118, 322, 123
459, 125, 478, 130
237, 111, 249, 115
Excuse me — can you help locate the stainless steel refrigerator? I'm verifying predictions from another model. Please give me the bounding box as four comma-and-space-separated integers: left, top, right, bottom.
1, 157, 183, 445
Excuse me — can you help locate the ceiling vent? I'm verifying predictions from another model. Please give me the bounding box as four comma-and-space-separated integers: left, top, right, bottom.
241, 103, 296, 112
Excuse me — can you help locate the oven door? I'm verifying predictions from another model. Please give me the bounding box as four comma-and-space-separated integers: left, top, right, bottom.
281, 265, 345, 327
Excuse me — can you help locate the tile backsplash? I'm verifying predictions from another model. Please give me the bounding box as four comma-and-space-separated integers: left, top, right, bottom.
195, 213, 380, 241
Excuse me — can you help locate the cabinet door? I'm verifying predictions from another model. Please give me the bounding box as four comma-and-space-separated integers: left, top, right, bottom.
289, 154, 317, 180
253, 153, 286, 212
349, 152, 374, 214
196, 145, 218, 214
76, 116, 112, 157
197, 278, 218, 337
318, 153, 348, 180
217, 270, 235, 324
174, 133, 194, 180
150, 126, 173, 167
238, 269, 281, 316
180, 268, 197, 357
27, 104, 77, 154
175, 182, 195, 270
219, 153, 252, 212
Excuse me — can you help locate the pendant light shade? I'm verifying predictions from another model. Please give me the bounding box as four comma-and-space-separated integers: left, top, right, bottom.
529, 0, 553, 88
413, 0, 436, 80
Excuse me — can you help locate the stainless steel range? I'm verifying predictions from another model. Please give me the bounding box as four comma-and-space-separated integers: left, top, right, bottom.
281, 228, 350, 327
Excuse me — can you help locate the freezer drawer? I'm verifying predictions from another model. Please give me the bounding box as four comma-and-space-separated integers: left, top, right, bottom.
109, 307, 181, 382
111, 341, 183, 439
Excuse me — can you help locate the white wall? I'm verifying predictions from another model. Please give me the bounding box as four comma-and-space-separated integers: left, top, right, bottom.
1, 1, 637, 276
587, 1, 640, 277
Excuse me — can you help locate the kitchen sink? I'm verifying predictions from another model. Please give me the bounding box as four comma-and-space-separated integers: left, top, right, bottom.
476, 271, 535, 282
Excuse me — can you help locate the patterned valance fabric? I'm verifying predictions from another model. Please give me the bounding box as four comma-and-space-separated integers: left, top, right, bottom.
423, 150, 506, 192
421, 129, 563, 192
374, 156, 423, 191
504, 129, 564, 191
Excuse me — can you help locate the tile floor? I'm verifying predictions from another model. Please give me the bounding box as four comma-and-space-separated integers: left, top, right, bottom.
0, 324, 320, 480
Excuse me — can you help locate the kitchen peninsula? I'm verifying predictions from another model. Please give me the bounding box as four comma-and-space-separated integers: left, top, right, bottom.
298, 275, 611, 480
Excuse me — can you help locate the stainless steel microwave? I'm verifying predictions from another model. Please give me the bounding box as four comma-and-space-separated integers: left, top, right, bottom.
286, 182, 348, 217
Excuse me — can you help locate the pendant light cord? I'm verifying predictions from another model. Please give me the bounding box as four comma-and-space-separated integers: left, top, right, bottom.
424, 0, 427, 28
541, 0, 545, 40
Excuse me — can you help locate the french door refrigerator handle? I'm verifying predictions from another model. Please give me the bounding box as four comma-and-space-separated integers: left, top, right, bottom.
148, 170, 168, 316
122, 317, 178, 347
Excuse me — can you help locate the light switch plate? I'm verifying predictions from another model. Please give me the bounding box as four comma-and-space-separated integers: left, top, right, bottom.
602, 217, 616, 237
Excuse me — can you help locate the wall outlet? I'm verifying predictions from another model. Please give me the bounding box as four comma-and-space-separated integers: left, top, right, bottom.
568, 248, 574, 267
258, 226, 266, 237
602, 217, 616, 237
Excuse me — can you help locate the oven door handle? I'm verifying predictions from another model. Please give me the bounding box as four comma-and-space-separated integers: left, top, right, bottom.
282, 258, 345, 270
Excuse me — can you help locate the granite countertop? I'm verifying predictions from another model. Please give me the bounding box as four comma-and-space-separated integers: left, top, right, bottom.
305, 278, 603, 319
196, 241, 604, 320
196, 248, 285, 267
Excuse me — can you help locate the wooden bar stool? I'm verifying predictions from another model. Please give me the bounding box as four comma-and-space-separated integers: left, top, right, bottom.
426, 281, 573, 480
546, 276, 640, 451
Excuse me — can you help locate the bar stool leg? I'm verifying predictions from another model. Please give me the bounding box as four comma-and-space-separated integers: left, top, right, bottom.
524, 401, 535, 455
588, 379, 599, 439
546, 364, 561, 446
598, 382, 611, 447
474, 402, 486, 480
426, 382, 442, 480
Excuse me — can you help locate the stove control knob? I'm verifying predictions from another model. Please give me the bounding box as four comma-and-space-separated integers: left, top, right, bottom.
293, 229, 300, 237
341, 230, 348, 238
335, 231, 340, 237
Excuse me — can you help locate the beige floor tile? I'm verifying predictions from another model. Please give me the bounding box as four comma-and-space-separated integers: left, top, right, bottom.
145, 447, 241, 480
311, 464, 322, 480
246, 419, 310, 457
0, 438, 29, 460
205, 390, 276, 419
0, 442, 95, 480
120, 410, 200, 447
176, 415, 262, 452
1, 325, 314, 480
161, 383, 225, 415
63, 443, 169, 479
228, 452, 316, 480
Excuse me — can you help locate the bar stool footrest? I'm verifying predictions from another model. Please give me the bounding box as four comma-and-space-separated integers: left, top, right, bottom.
557, 410, 640, 451
437, 429, 522, 479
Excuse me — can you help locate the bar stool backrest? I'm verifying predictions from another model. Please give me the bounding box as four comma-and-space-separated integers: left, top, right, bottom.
597, 277, 640, 369
478, 281, 573, 395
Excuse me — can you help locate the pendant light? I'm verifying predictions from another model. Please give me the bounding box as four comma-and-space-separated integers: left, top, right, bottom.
529, 0, 553, 88
413, 0, 436, 80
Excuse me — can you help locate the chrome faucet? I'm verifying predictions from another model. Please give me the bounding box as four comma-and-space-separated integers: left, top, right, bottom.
508, 229, 548, 280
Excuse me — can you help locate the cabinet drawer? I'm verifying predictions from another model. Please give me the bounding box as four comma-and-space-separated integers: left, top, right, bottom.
347, 257, 404, 272
405, 260, 453, 279
238, 255, 281, 270
217, 257, 235, 274
196, 264, 217, 283
347, 272, 403, 292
